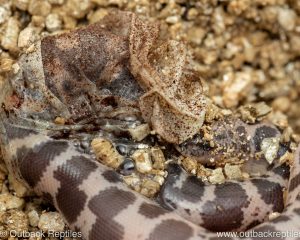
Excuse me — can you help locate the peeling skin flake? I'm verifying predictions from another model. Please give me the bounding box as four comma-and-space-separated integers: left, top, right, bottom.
91, 138, 124, 168
129, 15, 207, 144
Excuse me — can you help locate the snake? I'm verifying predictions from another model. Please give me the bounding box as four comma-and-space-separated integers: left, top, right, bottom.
0, 10, 300, 240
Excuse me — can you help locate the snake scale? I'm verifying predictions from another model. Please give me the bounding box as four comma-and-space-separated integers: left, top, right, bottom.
0, 10, 300, 240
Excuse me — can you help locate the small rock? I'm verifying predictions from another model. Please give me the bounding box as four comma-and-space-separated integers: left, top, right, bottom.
290, 34, 300, 52
123, 174, 141, 192
0, 4, 11, 25
278, 8, 296, 31
45, 13, 62, 32
0, 193, 25, 210
13, 0, 29, 11
65, 0, 94, 19
1, 17, 20, 53
28, 0, 52, 16
196, 164, 212, 182
224, 164, 243, 180
182, 157, 198, 175
48, 0, 64, 4
62, 14, 77, 29
31, 15, 45, 28
239, 102, 272, 123
132, 149, 152, 174
186, 8, 198, 20
87, 8, 108, 24
140, 179, 160, 198
166, 15, 180, 24
0, 57, 14, 73
54, 116, 66, 125
208, 168, 225, 184
153, 175, 165, 185
38, 212, 65, 232
269, 111, 288, 129
128, 124, 150, 141
18, 26, 41, 49
272, 96, 290, 113
261, 137, 280, 164
5, 210, 29, 233
222, 71, 253, 108
281, 126, 293, 143
28, 209, 39, 227
187, 27, 206, 45
151, 147, 165, 170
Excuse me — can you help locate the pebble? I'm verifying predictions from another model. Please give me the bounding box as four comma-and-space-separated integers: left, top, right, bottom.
65, 0, 93, 19
4, 210, 29, 233
166, 15, 180, 24
1, 17, 20, 53
140, 179, 160, 198
239, 102, 272, 123
28, 209, 39, 227
28, 0, 52, 17
62, 14, 77, 29
261, 137, 280, 164
186, 8, 198, 21
187, 26, 206, 45
182, 157, 198, 175
13, 0, 29, 11
222, 71, 253, 108
153, 175, 165, 185
0, 193, 25, 211
208, 168, 225, 184
0, 5, 11, 25
224, 164, 243, 180
128, 124, 150, 141
31, 15, 46, 28
87, 8, 108, 24
18, 26, 41, 49
48, 0, 65, 4
151, 147, 165, 170
269, 111, 289, 129
123, 174, 141, 192
0, 57, 14, 73
272, 96, 291, 113
38, 212, 65, 232
45, 13, 62, 32
277, 8, 296, 31
54, 116, 66, 125
132, 149, 153, 174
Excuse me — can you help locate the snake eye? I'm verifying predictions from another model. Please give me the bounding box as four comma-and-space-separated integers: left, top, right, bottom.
118, 158, 135, 175
116, 144, 128, 155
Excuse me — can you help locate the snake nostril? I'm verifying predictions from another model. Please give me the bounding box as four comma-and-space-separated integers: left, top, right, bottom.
118, 158, 135, 175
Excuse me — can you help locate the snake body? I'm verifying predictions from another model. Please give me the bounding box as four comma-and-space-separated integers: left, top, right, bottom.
1, 11, 300, 240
